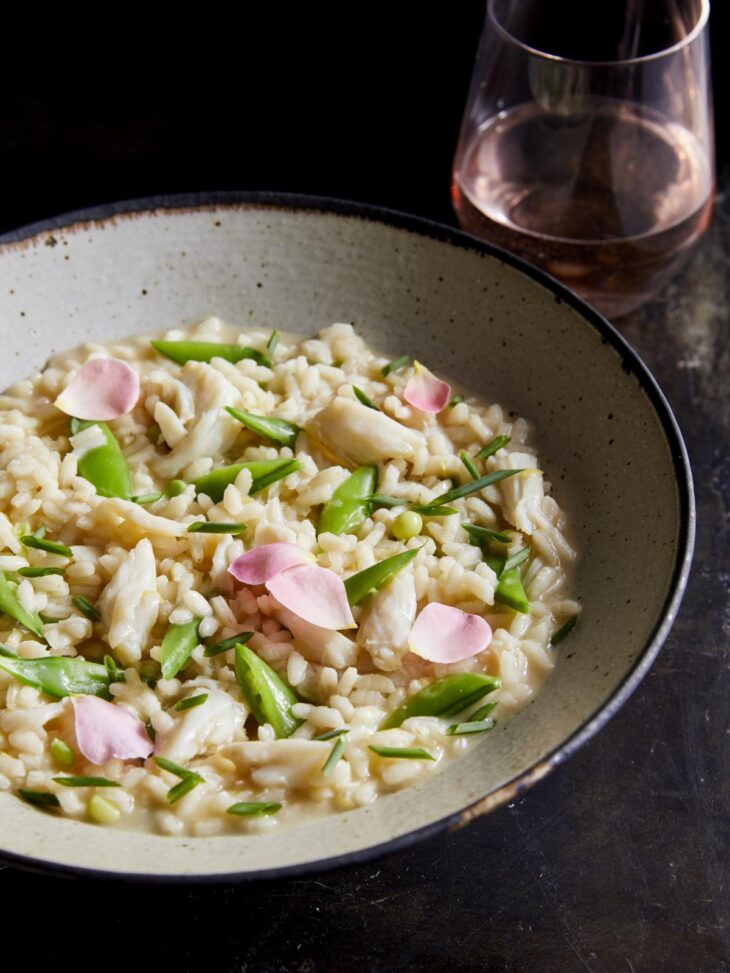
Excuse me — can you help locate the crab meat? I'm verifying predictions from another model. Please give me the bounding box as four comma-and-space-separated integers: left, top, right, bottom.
273, 602, 358, 668
308, 397, 425, 466
97, 538, 160, 665
155, 687, 246, 764
356, 570, 417, 671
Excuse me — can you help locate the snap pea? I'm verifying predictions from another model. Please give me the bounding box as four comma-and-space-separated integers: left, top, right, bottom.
160, 619, 201, 680
551, 615, 578, 646
0, 644, 17, 658
103, 654, 126, 683
0, 570, 44, 637
18, 788, 60, 809
381, 673, 500, 729
352, 386, 380, 411
318, 465, 377, 537
344, 546, 420, 606
20, 535, 72, 558
204, 631, 253, 658
475, 434, 511, 460
462, 523, 512, 545
485, 555, 530, 614
234, 643, 301, 739
69, 418, 132, 500
433, 469, 520, 505
0, 655, 114, 699
166, 479, 187, 497
193, 458, 302, 502
459, 452, 480, 481
150, 339, 268, 367
225, 406, 301, 448
53, 776, 121, 788
227, 801, 282, 816
368, 745, 434, 760
381, 355, 410, 377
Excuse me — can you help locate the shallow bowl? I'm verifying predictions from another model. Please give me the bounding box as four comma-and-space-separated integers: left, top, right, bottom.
0, 193, 694, 881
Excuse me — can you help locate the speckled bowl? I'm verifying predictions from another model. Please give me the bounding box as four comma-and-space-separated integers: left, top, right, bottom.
0, 194, 694, 881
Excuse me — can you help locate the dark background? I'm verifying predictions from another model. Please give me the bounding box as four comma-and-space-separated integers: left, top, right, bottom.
1, 7, 728, 972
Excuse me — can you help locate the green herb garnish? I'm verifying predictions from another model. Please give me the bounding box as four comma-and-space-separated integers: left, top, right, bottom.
225, 406, 301, 448
551, 615, 578, 645
368, 745, 435, 760
72, 595, 101, 622
381, 356, 410, 377
352, 386, 380, 411
321, 735, 347, 776
18, 788, 60, 808
204, 632, 253, 658
433, 469, 519, 505
52, 776, 121, 788
20, 535, 72, 557
475, 435, 511, 460
17, 567, 65, 578
186, 521, 246, 534
175, 693, 208, 711
226, 801, 282, 816
459, 452, 480, 481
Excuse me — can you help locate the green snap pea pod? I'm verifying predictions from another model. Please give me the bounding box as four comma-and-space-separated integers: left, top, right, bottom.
0, 655, 113, 699
318, 465, 377, 537
485, 555, 530, 614
344, 546, 420, 606
160, 619, 201, 680
234, 643, 302, 739
0, 644, 17, 658
0, 570, 44, 638
381, 673, 500, 729
69, 418, 132, 500
193, 458, 302, 503
433, 469, 520, 505
225, 407, 301, 448
150, 340, 268, 367
475, 435, 511, 460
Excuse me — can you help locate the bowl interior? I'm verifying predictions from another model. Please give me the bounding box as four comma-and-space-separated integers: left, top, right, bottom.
0, 200, 690, 879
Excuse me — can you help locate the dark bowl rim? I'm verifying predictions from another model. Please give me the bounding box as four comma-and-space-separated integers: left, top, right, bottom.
0, 190, 696, 884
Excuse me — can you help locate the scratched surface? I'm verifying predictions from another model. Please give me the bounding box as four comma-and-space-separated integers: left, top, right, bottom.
1, 15, 728, 971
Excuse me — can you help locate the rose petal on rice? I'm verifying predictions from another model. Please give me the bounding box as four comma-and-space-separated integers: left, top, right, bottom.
54, 358, 140, 420
228, 542, 315, 585
409, 602, 492, 663
266, 564, 356, 630
71, 695, 154, 765
403, 361, 451, 414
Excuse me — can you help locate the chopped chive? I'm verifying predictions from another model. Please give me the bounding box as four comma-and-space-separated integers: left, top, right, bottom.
434, 469, 520, 505
186, 521, 246, 534
381, 355, 410, 376
265, 330, 280, 363
446, 718, 496, 736
344, 547, 421, 606
18, 567, 66, 578
368, 745, 435, 760
352, 386, 380, 411
175, 693, 208, 711
20, 535, 72, 558
145, 721, 156, 743
146, 422, 161, 443
226, 801, 282, 816
18, 788, 60, 808
502, 546, 530, 575
448, 394, 465, 408
154, 756, 196, 779
52, 776, 121, 788
462, 523, 512, 545
551, 615, 578, 646
475, 435, 511, 460
132, 492, 163, 505
166, 479, 187, 497
459, 452, 480, 480
73, 596, 101, 622
103, 654, 126, 683
312, 728, 349, 741
321, 735, 347, 776
50, 738, 74, 767
204, 631, 253, 657
367, 495, 408, 509
408, 503, 458, 517
167, 774, 203, 804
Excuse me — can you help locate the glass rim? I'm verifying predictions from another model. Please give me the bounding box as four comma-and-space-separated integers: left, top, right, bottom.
486, 0, 710, 67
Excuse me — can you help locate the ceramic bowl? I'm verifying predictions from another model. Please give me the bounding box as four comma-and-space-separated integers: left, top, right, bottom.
0, 194, 694, 880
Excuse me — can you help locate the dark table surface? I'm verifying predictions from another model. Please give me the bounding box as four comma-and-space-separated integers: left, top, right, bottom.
1, 10, 728, 972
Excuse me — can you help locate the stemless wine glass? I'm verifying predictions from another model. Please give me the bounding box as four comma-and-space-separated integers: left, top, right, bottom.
452, 0, 714, 317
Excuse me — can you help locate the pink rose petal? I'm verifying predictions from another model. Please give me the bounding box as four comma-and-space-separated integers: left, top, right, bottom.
72, 695, 154, 765
266, 564, 356, 630
55, 358, 140, 421
403, 361, 451, 414
409, 602, 492, 663
228, 542, 315, 585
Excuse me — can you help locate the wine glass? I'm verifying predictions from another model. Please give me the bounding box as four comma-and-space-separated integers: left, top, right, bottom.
452, 0, 714, 318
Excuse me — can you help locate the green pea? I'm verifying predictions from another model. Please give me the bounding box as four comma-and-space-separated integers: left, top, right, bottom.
160, 619, 201, 680
150, 339, 269, 367
318, 465, 377, 537
344, 547, 420, 606
166, 479, 187, 497
391, 511, 423, 540
225, 407, 301, 448
0, 655, 114, 699
88, 794, 121, 824
193, 459, 302, 503
381, 673, 500, 729
69, 418, 132, 500
50, 738, 75, 767
0, 570, 44, 637
234, 643, 301, 739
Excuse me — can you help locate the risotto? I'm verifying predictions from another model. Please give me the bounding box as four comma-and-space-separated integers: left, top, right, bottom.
0, 318, 579, 836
